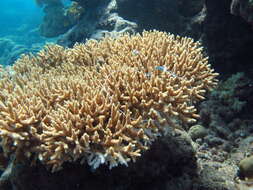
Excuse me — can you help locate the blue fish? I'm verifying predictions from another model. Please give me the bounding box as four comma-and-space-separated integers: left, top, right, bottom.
155, 66, 178, 77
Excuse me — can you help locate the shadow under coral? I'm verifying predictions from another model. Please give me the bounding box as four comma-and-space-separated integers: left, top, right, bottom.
0, 130, 197, 190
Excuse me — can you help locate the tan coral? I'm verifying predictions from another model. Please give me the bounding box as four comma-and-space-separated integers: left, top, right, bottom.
0, 30, 218, 172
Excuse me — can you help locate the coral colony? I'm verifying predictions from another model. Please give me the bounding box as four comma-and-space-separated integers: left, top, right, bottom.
0, 31, 218, 172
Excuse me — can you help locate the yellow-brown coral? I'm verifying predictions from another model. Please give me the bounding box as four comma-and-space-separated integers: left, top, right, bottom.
0, 31, 218, 172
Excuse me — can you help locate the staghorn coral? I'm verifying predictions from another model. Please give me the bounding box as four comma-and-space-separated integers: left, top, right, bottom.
0, 31, 218, 172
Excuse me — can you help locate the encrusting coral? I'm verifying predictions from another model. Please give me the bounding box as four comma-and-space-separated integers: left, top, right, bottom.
0, 31, 218, 172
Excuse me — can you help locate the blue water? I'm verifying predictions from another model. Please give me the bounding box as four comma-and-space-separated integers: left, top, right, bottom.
0, 1, 43, 37
0, 0, 73, 66
0, 1, 44, 66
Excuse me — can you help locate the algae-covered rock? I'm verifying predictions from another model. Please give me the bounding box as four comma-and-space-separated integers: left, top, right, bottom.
188, 125, 208, 140
239, 155, 253, 179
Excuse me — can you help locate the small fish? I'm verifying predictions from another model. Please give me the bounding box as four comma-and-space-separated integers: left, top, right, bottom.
155, 66, 167, 72
132, 49, 139, 56
144, 66, 178, 79
155, 66, 178, 78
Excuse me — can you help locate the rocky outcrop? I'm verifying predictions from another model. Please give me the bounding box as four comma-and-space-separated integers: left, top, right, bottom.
230, 0, 253, 27
203, 0, 253, 77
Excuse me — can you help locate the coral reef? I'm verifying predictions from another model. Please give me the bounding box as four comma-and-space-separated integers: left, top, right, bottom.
35, 0, 253, 77
190, 72, 253, 189
194, 72, 253, 169
55, 0, 205, 46
37, 0, 253, 77
0, 31, 218, 172
199, 72, 252, 140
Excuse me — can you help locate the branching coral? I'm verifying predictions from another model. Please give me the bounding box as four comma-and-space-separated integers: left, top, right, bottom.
0, 31, 218, 172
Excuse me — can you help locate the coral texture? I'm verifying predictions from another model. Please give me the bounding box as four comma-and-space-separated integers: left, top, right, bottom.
0, 31, 218, 172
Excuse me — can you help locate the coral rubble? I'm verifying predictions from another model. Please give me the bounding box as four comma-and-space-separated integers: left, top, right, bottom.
0, 31, 218, 172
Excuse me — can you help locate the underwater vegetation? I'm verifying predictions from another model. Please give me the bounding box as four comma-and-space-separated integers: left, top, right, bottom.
0, 31, 218, 172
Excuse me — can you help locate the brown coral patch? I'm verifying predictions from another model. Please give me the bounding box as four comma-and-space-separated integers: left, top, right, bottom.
0, 31, 218, 172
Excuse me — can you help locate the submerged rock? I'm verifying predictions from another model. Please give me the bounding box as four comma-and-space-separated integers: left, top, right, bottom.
188, 125, 208, 140
239, 155, 253, 179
